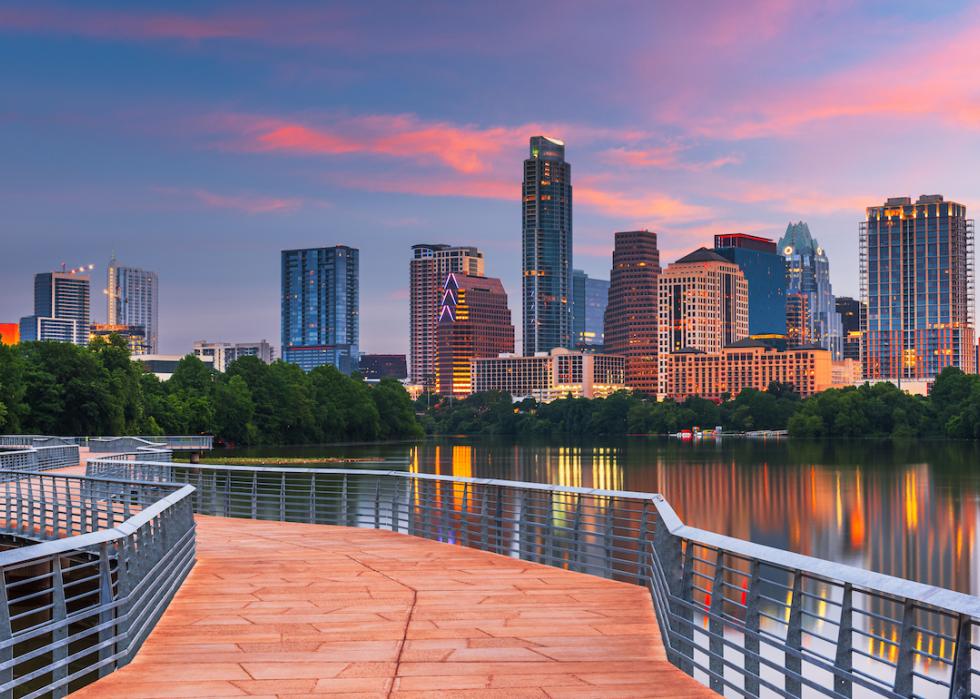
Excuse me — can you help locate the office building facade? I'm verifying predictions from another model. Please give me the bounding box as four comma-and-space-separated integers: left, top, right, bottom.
662, 340, 833, 401
778, 222, 843, 358
193, 340, 275, 372
0, 323, 19, 345
90, 323, 149, 354
522, 136, 572, 354
409, 244, 484, 386
472, 348, 626, 402
358, 354, 408, 381
281, 246, 359, 373
659, 248, 749, 396
861, 195, 976, 379
836, 296, 862, 363
107, 258, 158, 354
714, 233, 787, 335
603, 230, 662, 395
571, 269, 609, 349
436, 272, 514, 398
20, 270, 91, 345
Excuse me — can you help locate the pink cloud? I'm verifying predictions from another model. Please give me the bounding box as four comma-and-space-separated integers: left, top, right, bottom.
191, 189, 306, 214
601, 145, 740, 171
577, 187, 711, 222
672, 7, 980, 139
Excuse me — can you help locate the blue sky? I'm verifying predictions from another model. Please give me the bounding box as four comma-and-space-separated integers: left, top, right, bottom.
2, 0, 979, 353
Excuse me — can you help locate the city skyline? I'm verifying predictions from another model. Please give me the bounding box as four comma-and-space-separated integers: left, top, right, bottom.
4, 2, 980, 354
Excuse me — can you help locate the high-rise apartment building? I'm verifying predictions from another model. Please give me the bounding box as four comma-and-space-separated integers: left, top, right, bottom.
714, 233, 787, 335
571, 269, 610, 349
281, 246, 359, 373
409, 244, 484, 387
778, 222, 843, 358
861, 195, 976, 379
193, 340, 275, 371
436, 272, 514, 398
107, 257, 158, 354
659, 248, 748, 395
835, 296, 862, 363
522, 136, 572, 355
603, 231, 661, 395
20, 269, 91, 345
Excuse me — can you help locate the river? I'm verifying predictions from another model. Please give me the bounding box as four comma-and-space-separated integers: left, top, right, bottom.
222, 435, 980, 597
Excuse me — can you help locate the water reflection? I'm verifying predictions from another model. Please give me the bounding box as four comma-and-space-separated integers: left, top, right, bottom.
399, 437, 980, 600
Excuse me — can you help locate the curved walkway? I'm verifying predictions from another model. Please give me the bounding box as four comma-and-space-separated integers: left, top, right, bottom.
72, 515, 713, 699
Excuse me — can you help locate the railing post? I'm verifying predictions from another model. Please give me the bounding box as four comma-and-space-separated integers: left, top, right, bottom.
637, 501, 650, 585
893, 599, 916, 696
572, 495, 583, 573
392, 480, 400, 533
785, 573, 804, 698
603, 503, 614, 578
949, 615, 972, 699
0, 570, 13, 688
97, 542, 115, 677
460, 482, 470, 548
50, 556, 69, 697
834, 583, 854, 698
479, 485, 489, 551
743, 559, 763, 697
309, 473, 316, 524
279, 472, 286, 521
341, 475, 349, 526
653, 505, 693, 676
374, 479, 381, 529
250, 471, 258, 520
708, 549, 726, 694
408, 478, 417, 536
494, 485, 503, 554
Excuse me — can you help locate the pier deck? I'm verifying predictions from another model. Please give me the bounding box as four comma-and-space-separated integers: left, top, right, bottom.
72, 515, 713, 698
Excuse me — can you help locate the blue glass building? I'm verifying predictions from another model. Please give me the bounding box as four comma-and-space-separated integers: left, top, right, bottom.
714, 234, 787, 335
281, 246, 359, 373
571, 269, 609, 349
523, 136, 572, 354
778, 222, 843, 358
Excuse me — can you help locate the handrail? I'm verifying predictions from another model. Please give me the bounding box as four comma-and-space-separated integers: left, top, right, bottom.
88, 457, 980, 698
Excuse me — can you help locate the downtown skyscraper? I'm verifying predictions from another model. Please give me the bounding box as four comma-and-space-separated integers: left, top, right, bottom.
522, 136, 572, 355
571, 270, 610, 350
107, 257, 159, 354
778, 222, 843, 357
409, 244, 484, 387
861, 195, 975, 380
20, 268, 91, 345
281, 246, 359, 373
603, 231, 661, 395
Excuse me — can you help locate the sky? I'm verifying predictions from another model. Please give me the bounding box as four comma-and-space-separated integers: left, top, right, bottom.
3, 0, 980, 355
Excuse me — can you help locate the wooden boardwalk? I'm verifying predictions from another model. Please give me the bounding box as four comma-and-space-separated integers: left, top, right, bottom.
71, 515, 714, 698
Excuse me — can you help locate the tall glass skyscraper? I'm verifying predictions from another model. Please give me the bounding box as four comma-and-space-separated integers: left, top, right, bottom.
714, 233, 787, 335
522, 136, 572, 355
20, 269, 91, 345
281, 246, 359, 373
861, 195, 975, 379
778, 222, 843, 358
107, 257, 159, 354
571, 269, 609, 349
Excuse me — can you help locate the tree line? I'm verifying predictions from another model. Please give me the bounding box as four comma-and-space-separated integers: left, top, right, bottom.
0, 337, 422, 444
4, 337, 980, 443
420, 368, 980, 440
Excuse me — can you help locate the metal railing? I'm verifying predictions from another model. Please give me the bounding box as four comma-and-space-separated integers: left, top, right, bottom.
88, 458, 980, 699
0, 470, 196, 698
0, 445, 80, 475
0, 435, 212, 451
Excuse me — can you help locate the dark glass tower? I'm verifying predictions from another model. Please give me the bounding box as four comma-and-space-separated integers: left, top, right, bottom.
714, 233, 787, 335
281, 246, 359, 373
572, 269, 610, 350
835, 296, 862, 362
522, 136, 572, 355
778, 222, 843, 357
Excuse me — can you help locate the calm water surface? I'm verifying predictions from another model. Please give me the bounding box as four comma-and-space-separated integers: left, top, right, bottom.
225, 436, 980, 597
